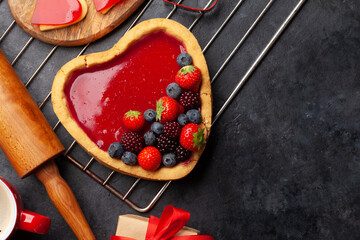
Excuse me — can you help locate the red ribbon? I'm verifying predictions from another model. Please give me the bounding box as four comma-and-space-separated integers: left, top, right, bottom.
162, 0, 218, 12
111, 205, 213, 240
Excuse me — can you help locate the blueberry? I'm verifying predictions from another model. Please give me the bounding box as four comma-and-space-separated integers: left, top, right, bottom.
144, 131, 156, 146
121, 152, 138, 165
177, 113, 189, 126
162, 153, 177, 167
186, 109, 201, 124
177, 53, 192, 67
151, 122, 163, 135
107, 142, 124, 158
144, 109, 156, 122
166, 83, 182, 99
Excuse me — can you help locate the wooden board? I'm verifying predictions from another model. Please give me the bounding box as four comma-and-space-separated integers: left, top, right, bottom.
7, 0, 145, 46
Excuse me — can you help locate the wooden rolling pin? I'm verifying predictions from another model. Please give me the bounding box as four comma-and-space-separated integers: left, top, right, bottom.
0, 50, 95, 240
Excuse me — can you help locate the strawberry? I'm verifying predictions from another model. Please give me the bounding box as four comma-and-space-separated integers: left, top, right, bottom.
175, 65, 202, 92
179, 123, 206, 151
178, 104, 185, 114
123, 110, 145, 131
156, 96, 179, 123
138, 146, 162, 171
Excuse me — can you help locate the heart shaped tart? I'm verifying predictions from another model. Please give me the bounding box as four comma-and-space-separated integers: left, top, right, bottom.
52, 18, 212, 180
31, 0, 88, 31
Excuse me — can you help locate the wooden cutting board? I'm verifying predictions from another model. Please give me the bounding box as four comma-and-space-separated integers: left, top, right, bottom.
7, 0, 145, 46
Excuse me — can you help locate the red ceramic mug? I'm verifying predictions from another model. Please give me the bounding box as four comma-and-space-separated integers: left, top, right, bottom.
0, 177, 51, 239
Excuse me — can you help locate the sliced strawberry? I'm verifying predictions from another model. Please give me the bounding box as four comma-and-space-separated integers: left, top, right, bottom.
175, 65, 202, 92
179, 123, 206, 151
138, 147, 162, 171
156, 97, 179, 123
123, 110, 145, 131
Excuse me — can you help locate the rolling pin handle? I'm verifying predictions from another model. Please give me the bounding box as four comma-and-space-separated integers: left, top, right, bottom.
35, 160, 96, 240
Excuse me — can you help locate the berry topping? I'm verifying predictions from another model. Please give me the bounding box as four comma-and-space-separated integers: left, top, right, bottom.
107, 142, 124, 158
166, 83, 182, 99
144, 131, 156, 146
151, 122, 164, 135
123, 110, 145, 131
120, 132, 144, 154
177, 113, 189, 127
121, 152, 138, 165
178, 104, 185, 114
179, 123, 206, 151
144, 109, 157, 122
162, 153, 177, 167
156, 96, 180, 123
179, 90, 200, 111
163, 122, 182, 139
156, 135, 178, 154
177, 53, 192, 67
176, 145, 192, 162
186, 109, 202, 124
138, 147, 162, 171
176, 65, 202, 92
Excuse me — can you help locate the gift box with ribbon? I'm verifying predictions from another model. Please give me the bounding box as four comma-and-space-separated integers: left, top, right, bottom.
111, 205, 213, 240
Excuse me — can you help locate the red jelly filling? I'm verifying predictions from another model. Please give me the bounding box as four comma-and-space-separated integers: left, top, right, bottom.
65, 31, 185, 151
94, 0, 122, 12
31, 0, 82, 25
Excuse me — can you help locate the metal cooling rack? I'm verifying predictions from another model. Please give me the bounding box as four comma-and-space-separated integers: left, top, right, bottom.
0, 0, 306, 212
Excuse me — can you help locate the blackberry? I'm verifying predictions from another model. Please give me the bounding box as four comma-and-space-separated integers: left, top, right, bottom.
156, 135, 178, 154
120, 132, 144, 154
176, 145, 192, 162
179, 91, 200, 111
163, 122, 182, 140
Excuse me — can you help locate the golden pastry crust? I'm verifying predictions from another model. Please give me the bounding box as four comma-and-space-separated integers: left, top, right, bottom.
39, 0, 88, 31
52, 18, 212, 181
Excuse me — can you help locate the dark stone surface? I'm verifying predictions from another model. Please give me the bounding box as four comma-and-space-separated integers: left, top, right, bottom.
0, 0, 359, 239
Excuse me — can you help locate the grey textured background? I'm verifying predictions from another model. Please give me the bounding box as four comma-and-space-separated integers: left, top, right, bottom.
1, 0, 360, 239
